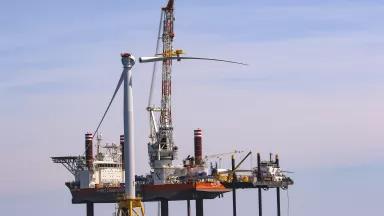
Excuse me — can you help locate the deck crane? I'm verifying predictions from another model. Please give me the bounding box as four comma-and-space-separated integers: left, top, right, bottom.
145, 0, 179, 185
144, 0, 246, 185
204, 150, 244, 168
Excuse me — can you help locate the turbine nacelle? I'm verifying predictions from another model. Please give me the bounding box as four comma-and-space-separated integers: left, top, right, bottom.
121, 53, 136, 67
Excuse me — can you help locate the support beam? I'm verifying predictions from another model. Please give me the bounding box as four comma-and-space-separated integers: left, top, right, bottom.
121, 209, 128, 216
258, 188, 262, 216
276, 188, 281, 216
187, 200, 191, 216
257, 153, 262, 216
231, 156, 237, 216
276, 154, 281, 216
161, 200, 169, 216
86, 202, 94, 216
196, 199, 204, 216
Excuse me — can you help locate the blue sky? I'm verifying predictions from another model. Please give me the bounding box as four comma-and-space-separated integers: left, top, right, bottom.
1, 0, 383, 215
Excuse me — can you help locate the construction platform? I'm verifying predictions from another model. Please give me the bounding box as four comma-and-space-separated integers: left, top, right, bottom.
66, 181, 229, 204
222, 179, 294, 189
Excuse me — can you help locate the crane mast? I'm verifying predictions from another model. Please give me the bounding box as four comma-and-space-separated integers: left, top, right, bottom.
147, 0, 178, 183
159, 0, 175, 153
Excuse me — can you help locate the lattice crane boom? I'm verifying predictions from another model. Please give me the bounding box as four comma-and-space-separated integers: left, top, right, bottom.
159, 0, 175, 148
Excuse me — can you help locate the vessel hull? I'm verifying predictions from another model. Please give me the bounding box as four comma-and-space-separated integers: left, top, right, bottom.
67, 182, 229, 204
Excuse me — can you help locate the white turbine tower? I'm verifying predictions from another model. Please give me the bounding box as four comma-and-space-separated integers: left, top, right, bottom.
121, 53, 135, 199
117, 53, 144, 216
92, 53, 144, 216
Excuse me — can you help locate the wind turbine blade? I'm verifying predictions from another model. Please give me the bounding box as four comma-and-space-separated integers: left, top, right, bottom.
179, 56, 248, 66
93, 70, 126, 138
148, 10, 164, 107
139, 56, 248, 66
139, 56, 162, 63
